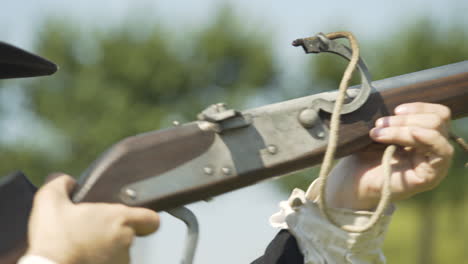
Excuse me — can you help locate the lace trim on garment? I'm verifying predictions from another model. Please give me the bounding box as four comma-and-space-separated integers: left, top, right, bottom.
269, 186, 394, 264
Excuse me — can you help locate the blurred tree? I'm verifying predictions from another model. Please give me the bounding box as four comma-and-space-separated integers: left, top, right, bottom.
0, 8, 466, 264
278, 19, 468, 264
0, 7, 277, 185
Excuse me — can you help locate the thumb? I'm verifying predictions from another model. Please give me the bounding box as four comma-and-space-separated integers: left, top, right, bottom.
119, 207, 160, 236
38, 174, 77, 203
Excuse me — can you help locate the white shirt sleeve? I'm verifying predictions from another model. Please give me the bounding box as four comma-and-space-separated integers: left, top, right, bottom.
269, 185, 395, 264
17, 255, 58, 264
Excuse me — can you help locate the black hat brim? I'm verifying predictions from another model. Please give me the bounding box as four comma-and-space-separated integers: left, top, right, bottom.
0, 42, 58, 79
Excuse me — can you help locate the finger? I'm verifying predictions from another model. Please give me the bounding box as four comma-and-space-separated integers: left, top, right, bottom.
375, 114, 446, 130
370, 127, 453, 157
394, 102, 451, 121
411, 127, 454, 157
38, 174, 77, 204
116, 207, 160, 236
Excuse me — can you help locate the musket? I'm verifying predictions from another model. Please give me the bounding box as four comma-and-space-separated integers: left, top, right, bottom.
1, 34, 467, 264
72, 36, 468, 211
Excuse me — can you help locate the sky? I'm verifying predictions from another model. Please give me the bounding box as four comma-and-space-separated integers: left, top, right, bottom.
1, 1, 467, 263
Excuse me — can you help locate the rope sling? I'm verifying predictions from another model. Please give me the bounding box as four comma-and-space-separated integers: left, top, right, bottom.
309, 31, 468, 232
309, 31, 394, 233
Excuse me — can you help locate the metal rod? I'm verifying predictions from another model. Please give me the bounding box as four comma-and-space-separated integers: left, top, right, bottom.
166, 206, 199, 264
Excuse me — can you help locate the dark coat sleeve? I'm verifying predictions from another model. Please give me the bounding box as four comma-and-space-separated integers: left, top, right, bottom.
0, 171, 37, 263
251, 229, 304, 264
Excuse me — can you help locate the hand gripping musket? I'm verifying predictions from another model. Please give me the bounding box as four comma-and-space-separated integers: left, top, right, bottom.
1, 33, 467, 264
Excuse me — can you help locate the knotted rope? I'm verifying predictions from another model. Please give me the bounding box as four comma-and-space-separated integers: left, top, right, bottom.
310, 32, 394, 233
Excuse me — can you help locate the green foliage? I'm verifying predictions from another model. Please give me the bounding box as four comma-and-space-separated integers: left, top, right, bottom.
0, 9, 276, 184
385, 203, 468, 263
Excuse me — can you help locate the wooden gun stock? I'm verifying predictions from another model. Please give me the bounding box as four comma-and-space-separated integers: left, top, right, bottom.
72, 123, 216, 208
